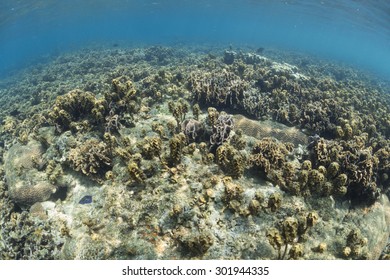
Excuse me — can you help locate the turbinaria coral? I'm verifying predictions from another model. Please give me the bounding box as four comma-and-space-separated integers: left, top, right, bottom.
168, 99, 189, 131
342, 229, 368, 259
249, 137, 292, 175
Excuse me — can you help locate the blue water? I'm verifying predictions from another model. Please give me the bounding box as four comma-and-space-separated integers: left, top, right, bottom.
0, 0, 389, 79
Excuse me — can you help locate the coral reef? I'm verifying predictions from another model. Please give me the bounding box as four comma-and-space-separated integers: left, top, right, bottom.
0, 45, 389, 260
181, 119, 205, 143
308, 135, 382, 204
249, 138, 292, 174
266, 211, 319, 259
168, 133, 186, 166
168, 99, 189, 130
127, 161, 146, 184
216, 144, 246, 178
209, 112, 235, 147
48, 89, 100, 132
0, 210, 65, 259
67, 138, 112, 181
233, 114, 308, 146
188, 69, 248, 108
4, 140, 56, 206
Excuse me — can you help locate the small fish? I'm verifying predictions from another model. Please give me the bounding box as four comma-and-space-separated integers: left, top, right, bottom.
79, 195, 92, 204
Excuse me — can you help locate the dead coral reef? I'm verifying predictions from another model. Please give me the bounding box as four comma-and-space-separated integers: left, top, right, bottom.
0, 209, 65, 259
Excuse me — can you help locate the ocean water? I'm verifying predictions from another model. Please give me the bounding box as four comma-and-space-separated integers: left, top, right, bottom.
1, 0, 390, 261
0, 0, 389, 79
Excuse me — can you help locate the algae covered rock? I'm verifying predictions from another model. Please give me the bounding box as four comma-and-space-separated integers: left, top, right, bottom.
4, 140, 56, 206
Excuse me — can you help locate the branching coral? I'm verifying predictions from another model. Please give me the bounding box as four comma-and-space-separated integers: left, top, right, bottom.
67, 138, 112, 181
210, 112, 234, 147
181, 119, 204, 143
188, 69, 248, 108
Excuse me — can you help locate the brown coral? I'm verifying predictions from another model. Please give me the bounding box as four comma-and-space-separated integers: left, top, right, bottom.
250, 138, 291, 174
216, 144, 246, 178
168, 133, 186, 166
68, 138, 112, 180
188, 69, 248, 108
48, 89, 99, 132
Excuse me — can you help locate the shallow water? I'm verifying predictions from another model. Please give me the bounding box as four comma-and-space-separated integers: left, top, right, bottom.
0, 1, 389, 261
0, 0, 389, 79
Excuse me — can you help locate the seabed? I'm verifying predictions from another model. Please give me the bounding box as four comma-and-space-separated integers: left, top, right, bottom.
0, 45, 389, 260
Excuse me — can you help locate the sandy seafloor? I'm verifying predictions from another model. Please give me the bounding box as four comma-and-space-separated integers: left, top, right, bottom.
0, 45, 389, 260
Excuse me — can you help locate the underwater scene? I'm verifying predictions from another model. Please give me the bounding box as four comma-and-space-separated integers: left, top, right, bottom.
0, 0, 389, 260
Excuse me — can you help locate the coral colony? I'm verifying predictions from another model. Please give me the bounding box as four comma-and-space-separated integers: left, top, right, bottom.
0, 46, 389, 259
